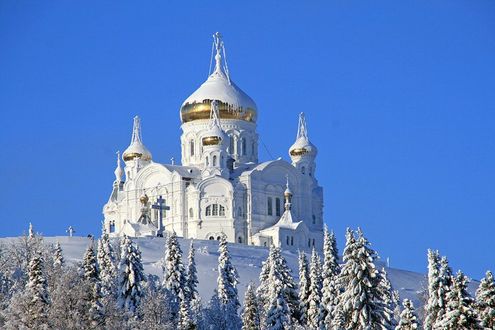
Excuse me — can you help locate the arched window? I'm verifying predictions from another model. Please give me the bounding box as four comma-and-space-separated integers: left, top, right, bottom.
219, 205, 225, 216
238, 237, 242, 243
212, 204, 218, 215
241, 138, 247, 156
312, 239, 316, 246
286, 236, 290, 246
308, 239, 311, 248
189, 208, 194, 218
209, 236, 214, 240
291, 236, 294, 246
206, 204, 226, 217
205, 156, 209, 166
217, 236, 221, 241
190, 140, 195, 156
275, 198, 281, 216
267, 197, 273, 216
301, 166, 306, 174
213, 155, 217, 167
109, 221, 115, 233
229, 135, 235, 154
206, 205, 212, 216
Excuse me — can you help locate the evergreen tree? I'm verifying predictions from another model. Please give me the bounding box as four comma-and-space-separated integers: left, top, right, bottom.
435, 270, 481, 329
242, 283, 261, 330
257, 245, 277, 319
334, 228, 391, 330
97, 234, 117, 296
178, 295, 195, 330
82, 242, 99, 282
298, 251, 310, 326
117, 236, 146, 314
475, 270, 495, 329
396, 299, 419, 330
321, 227, 340, 327
217, 234, 241, 329
53, 242, 64, 268
265, 254, 292, 330
186, 240, 199, 304
424, 249, 441, 330
27, 251, 49, 319
378, 268, 396, 329
307, 248, 324, 330
435, 256, 453, 324
163, 231, 187, 318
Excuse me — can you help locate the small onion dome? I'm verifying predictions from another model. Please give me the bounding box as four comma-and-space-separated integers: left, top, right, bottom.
180, 33, 257, 124
139, 194, 149, 205
284, 185, 292, 198
289, 137, 317, 157
123, 116, 152, 162
114, 151, 123, 182
202, 124, 226, 146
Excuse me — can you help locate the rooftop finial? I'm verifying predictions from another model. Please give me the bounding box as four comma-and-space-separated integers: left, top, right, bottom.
131, 116, 143, 144
297, 112, 308, 140
284, 174, 292, 211
211, 32, 230, 83
114, 150, 123, 182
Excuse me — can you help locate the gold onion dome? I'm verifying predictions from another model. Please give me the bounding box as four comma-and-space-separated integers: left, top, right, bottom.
180, 33, 257, 124
123, 116, 152, 162
202, 100, 226, 146
289, 112, 317, 158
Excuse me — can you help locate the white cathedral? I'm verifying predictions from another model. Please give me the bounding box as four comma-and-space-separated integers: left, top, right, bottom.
102, 33, 324, 251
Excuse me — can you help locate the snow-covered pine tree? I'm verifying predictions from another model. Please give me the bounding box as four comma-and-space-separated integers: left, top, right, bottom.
242, 282, 261, 330
396, 299, 419, 330
27, 250, 50, 319
298, 250, 310, 326
321, 226, 340, 328
117, 235, 146, 314
53, 241, 64, 268
423, 249, 441, 330
435, 255, 453, 325
186, 240, 199, 304
265, 253, 292, 330
97, 233, 117, 296
334, 228, 391, 330
217, 233, 241, 329
378, 268, 397, 329
475, 270, 495, 329
435, 270, 481, 329
392, 289, 401, 326
178, 295, 195, 330
307, 248, 324, 330
82, 242, 99, 282
162, 231, 187, 319
257, 244, 277, 319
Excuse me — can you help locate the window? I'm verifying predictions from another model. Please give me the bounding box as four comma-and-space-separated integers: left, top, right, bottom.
109, 221, 115, 233
190, 140, 195, 156
209, 236, 214, 240
241, 138, 247, 156
251, 141, 255, 156
312, 239, 315, 247
267, 197, 273, 216
301, 166, 306, 174
286, 236, 290, 246
308, 239, 311, 247
189, 208, 194, 218
229, 135, 235, 154
275, 198, 281, 216
238, 237, 242, 243
291, 236, 294, 246
217, 236, 221, 241
312, 215, 316, 224
206, 204, 226, 217
213, 155, 217, 167
205, 156, 209, 166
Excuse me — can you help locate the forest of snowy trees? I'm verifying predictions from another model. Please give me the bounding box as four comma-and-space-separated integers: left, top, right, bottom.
0, 224, 493, 330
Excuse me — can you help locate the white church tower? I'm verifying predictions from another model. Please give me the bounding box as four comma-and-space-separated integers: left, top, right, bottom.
102, 32, 324, 251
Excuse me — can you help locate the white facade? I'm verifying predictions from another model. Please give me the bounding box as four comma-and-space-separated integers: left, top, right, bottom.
102, 33, 324, 251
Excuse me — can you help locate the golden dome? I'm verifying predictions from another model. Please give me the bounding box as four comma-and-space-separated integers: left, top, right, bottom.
202, 135, 223, 146
139, 194, 149, 204
181, 100, 257, 124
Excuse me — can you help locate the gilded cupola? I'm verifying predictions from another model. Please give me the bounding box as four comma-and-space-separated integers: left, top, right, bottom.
180, 32, 257, 124
201, 100, 226, 146
122, 116, 152, 163
289, 112, 317, 159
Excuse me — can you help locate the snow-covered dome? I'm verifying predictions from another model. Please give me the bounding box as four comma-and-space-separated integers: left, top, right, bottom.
180, 34, 257, 124
122, 116, 152, 162
289, 113, 317, 158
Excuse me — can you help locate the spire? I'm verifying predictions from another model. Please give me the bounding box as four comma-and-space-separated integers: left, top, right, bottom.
284, 174, 293, 210
130, 116, 143, 144
211, 32, 230, 83
114, 150, 123, 182
296, 112, 309, 140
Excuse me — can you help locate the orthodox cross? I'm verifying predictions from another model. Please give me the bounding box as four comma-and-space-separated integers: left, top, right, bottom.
151, 196, 170, 233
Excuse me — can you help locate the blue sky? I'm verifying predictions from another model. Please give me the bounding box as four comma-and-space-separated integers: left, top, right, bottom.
1, 1, 494, 278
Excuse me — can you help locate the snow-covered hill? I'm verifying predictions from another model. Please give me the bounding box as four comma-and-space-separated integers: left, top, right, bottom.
0, 236, 453, 308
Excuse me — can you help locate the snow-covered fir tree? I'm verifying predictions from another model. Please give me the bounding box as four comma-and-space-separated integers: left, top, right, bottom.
162, 231, 187, 319
424, 249, 441, 330
203, 290, 226, 329
186, 240, 199, 304
242, 282, 261, 330
434, 255, 453, 325
298, 250, 310, 326
475, 270, 495, 329
82, 242, 99, 282
435, 270, 481, 329
97, 233, 117, 296
321, 226, 340, 328
378, 268, 397, 328
307, 248, 324, 330
53, 242, 64, 268
137, 280, 175, 330
265, 252, 293, 330
333, 228, 391, 330
178, 295, 195, 330
117, 235, 146, 314
396, 299, 419, 330
217, 233, 241, 329
26, 250, 50, 319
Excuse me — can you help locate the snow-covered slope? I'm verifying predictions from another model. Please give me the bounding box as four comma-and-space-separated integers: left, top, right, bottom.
0, 236, 447, 307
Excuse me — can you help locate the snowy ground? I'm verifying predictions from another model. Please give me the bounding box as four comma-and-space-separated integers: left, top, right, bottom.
0, 236, 477, 307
